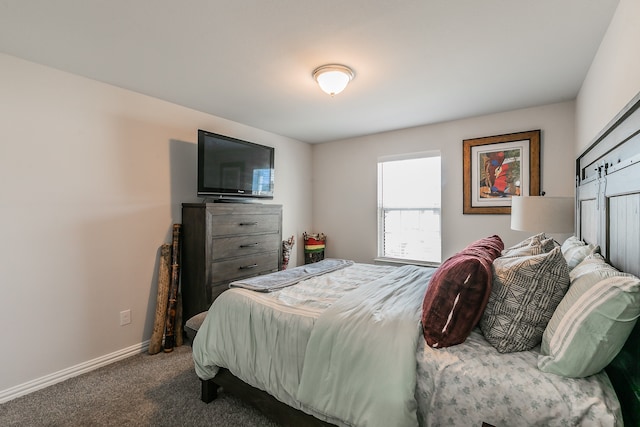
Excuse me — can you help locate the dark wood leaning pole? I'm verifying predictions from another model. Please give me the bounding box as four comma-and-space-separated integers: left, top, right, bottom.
163, 224, 182, 352
148, 244, 171, 355
175, 291, 183, 347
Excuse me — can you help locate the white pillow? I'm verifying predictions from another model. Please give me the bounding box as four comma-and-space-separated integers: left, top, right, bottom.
560, 236, 599, 271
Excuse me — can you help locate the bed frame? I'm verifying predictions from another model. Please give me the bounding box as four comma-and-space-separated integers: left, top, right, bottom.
576, 91, 640, 427
201, 368, 333, 426
199, 91, 640, 426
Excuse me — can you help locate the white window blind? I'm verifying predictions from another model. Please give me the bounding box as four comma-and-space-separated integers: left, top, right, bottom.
377, 153, 441, 264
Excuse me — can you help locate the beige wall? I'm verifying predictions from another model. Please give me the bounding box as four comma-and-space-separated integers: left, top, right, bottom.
312, 101, 576, 262
2, 0, 635, 403
0, 53, 312, 397
576, 0, 640, 152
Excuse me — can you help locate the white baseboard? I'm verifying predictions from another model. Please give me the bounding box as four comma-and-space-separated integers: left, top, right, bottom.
0, 340, 150, 404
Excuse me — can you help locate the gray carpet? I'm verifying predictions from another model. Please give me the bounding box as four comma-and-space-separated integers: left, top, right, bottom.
0, 345, 278, 426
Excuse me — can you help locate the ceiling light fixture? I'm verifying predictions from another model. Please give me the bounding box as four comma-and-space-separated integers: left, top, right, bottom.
312, 64, 355, 96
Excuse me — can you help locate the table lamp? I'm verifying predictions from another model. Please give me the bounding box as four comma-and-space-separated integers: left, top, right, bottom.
510, 196, 574, 234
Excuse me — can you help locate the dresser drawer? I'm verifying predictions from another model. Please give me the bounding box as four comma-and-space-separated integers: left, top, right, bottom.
181, 202, 282, 323
208, 213, 280, 237
209, 252, 279, 284
211, 234, 280, 260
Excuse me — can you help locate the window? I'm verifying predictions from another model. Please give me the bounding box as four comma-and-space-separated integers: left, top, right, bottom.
377, 153, 441, 264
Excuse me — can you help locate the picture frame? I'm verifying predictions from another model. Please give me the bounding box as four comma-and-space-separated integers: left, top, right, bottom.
463, 130, 540, 214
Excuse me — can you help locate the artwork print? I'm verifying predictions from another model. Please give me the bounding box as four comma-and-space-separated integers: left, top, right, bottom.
463, 130, 540, 214
479, 148, 522, 198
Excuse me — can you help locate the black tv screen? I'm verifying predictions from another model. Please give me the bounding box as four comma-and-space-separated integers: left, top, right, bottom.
197, 130, 274, 199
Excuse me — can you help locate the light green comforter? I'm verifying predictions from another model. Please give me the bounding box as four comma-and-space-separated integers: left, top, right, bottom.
297, 265, 434, 427
192, 263, 433, 426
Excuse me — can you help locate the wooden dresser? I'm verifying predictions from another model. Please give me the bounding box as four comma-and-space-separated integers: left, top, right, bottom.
181, 202, 282, 322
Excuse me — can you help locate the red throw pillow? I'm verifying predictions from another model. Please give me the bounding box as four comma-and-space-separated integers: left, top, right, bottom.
421, 235, 504, 348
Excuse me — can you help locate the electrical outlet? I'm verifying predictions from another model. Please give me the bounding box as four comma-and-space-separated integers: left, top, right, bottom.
120, 309, 131, 326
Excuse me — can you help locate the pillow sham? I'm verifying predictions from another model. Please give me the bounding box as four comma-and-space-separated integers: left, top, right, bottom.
502, 233, 556, 257
540, 237, 560, 252
501, 241, 545, 257
421, 235, 504, 348
560, 236, 599, 271
538, 253, 640, 378
480, 246, 570, 353
501, 232, 545, 255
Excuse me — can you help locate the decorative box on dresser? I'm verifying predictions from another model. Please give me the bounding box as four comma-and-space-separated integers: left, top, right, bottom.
181, 202, 282, 323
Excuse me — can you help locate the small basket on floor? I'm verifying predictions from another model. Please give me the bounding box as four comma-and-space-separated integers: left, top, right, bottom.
303, 232, 326, 264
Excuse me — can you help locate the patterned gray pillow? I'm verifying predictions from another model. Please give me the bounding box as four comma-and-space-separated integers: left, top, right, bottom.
502, 233, 557, 257
501, 232, 545, 255
480, 247, 570, 353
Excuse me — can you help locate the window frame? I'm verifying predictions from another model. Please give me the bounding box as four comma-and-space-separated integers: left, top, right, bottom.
375, 151, 442, 267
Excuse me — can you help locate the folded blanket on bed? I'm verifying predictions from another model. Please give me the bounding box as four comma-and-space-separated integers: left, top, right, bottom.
229, 258, 354, 292
297, 264, 435, 427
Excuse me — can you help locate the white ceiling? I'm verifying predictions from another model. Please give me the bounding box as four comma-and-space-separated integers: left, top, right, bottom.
0, 0, 619, 144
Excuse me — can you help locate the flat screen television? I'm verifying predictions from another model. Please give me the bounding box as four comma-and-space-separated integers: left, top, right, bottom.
197, 129, 275, 200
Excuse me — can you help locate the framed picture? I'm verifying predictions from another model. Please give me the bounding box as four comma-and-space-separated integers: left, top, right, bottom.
463, 130, 540, 214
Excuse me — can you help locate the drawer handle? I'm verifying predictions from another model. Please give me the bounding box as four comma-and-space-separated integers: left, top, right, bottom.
239, 264, 258, 270
239, 222, 258, 226
240, 243, 259, 248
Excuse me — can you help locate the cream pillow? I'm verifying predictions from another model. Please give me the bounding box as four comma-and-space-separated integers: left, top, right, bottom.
538, 253, 640, 377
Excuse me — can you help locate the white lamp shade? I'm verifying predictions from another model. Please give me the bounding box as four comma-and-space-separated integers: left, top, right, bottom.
313, 65, 354, 96
510, 196, 574, 233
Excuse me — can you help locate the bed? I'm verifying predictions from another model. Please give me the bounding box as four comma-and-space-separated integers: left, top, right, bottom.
192, 91, 640, 427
